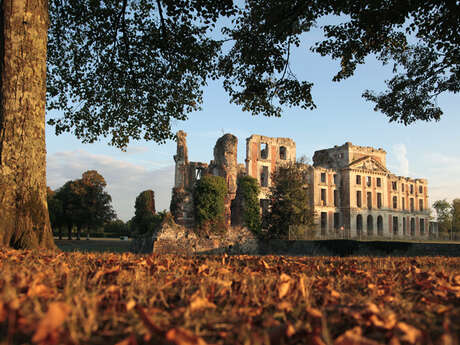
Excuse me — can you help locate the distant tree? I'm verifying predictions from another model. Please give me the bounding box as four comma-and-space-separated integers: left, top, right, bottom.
53, 171, 115, 240
433, 199, 453, 235
266, 161, 314, 239
452, 199, 460, 236
194, 175, 228, 233
47, 187, 65, 239
104, 219, 129, 237
132, 190, 159, 235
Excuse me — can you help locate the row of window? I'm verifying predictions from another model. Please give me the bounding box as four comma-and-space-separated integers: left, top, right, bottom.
320, 213, 427, 236
320, 189, 339, 206
355, 175, 424, 194
356, 191, 424, 211
320, 172, 338, 185
355, 215, 426, 236
260, 143, 287, 160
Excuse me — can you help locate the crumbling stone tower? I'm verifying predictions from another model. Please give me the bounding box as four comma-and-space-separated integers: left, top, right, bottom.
171, 131, 238, 228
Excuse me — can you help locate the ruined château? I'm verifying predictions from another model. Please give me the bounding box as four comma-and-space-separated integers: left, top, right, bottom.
171, 131, 432, 239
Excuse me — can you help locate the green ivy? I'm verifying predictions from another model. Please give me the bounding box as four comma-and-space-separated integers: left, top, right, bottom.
194, 175, 227, 232
237, 176, 261, 235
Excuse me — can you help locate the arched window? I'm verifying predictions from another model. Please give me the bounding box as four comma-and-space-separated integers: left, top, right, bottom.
377, 216, 383, 236
410, 218, 415, 236
367, 215, 373, 236
356, 215, 363, 236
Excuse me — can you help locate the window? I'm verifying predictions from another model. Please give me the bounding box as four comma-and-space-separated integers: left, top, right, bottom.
356, 215, 363, 235
279, 146, 287, 160
321, 212, 327, 233
392, 181, 397, 190
420, 219, 425, 235
410, 218, 415, 236
260, 166, 269, 187
377, 216, 383, 236
367, 192, 372, 210
260, 143, 269, 159
377, 193, 382, 209
410, 198, 414, 212
402, 197, 405, 210
356, 175, 361, 185
419, 185, 423, 194
334, 190, 338, 207
367, 215, 373, 236
376, 177, 381, 187
410, 184, 414, 194
393, 196, 398, 209
393, 216, 399, 235
333, 174, 338, 185
367, 176, 372, 187
321, 189, 327, 205
357, 191, 362, 208
403, 218, 407, 235
402, 184, 405, 192
419, 199, 424, 211
320, 172, 326, 183
334, 213, 340, 229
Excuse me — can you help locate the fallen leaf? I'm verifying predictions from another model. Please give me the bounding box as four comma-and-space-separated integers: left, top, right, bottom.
166, 328, 208, 345
278, 273, 292, 299
126, 299, 136, 311
189, 296, 216, 312
115, 334, 138, 345
395, 322, 422, 344
32, 302, 71, 343
334, 327, 381, 345
262, 260, 270, 269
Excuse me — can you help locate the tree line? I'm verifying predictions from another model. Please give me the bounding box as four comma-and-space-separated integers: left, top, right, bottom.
433, 199, 460, 238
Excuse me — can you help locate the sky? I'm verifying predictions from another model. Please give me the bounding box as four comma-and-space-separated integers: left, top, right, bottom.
45, 24, 460, 222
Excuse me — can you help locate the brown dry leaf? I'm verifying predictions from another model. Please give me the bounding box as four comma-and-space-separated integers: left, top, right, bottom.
27, 284, 55, 298
330, 289, 340, 299
166, 328, 208, 345
32, 302, 71, 343
278, 273, 292, 299
278, 301, 293, 311
262, 260, 270, 269
453, 275, 460, 285
0, 302, 6, 322
334, 327, 382, 345
366, 302, 380, 315
198, 264, 208, 274
395, 322, 422, 344
115, 334, 138, 345
91, 265, 120, 283
189, 296, 216, 312
126, 299, 136, 312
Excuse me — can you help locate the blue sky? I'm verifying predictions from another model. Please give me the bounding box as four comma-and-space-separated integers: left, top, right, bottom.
46, 27, 459, 221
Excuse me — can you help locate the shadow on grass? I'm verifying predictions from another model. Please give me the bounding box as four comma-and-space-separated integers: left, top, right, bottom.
55, 238, 132, 253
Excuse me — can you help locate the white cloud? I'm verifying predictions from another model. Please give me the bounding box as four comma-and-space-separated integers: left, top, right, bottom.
47, 150, 174, 221
390, 143, 410, 177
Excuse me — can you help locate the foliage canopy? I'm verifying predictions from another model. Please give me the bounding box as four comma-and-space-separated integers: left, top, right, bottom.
266, 161, 314, 239
193, 175, 227, 231
47, 0, 459, 148
236, 175, 261, 235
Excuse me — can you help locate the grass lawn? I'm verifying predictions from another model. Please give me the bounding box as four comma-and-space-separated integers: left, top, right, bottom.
54, 238, 132, 253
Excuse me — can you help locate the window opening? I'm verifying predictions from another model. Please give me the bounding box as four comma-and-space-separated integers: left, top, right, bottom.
260, 166, 269, 187
279, 146, 287, 160
260, 143, 269, 159
357, 191, 362, 208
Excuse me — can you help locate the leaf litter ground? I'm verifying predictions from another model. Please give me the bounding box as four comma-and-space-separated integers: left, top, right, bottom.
0, 249, 459, 344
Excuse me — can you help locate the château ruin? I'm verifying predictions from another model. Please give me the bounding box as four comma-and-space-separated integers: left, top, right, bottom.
170, 131, 435, 239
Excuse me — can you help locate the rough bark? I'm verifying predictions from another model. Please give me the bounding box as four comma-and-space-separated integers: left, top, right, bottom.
0, 0, 54, 249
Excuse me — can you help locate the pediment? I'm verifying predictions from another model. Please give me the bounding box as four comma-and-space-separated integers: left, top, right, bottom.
348, 156, 388, 173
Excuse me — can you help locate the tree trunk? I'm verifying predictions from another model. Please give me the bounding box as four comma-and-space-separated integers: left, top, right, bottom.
0, 0, 54, 249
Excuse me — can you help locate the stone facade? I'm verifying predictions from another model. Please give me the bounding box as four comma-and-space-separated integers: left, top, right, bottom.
309, 142, 431, 239
171, 132, 239, 228
171, 132, 432, 240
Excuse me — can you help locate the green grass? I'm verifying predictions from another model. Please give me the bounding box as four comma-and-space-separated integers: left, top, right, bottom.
54, 238, 132, 253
